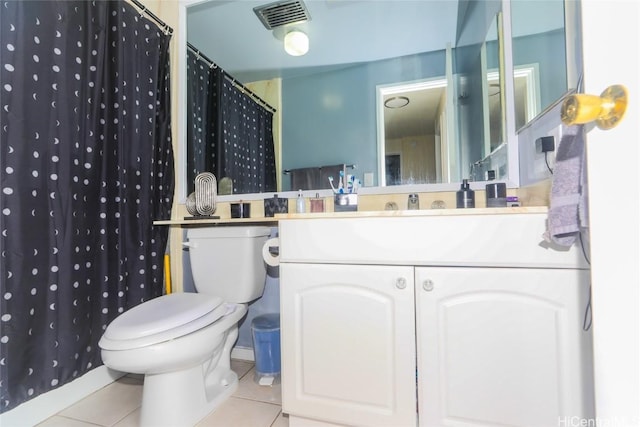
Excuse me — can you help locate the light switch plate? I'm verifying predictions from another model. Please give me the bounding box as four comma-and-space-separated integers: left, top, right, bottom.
364, 172, 374, 187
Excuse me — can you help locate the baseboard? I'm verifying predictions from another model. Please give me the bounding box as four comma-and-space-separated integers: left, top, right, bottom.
231, 345, 255, 362
0, 366, 125, 427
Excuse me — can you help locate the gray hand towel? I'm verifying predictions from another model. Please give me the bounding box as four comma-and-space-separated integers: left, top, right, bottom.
546, 124, 588, 246
289, 164, 345, 191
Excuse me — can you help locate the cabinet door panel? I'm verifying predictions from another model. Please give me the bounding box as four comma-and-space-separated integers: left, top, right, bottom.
415, 267, 593, 427
281, 263, 416, 427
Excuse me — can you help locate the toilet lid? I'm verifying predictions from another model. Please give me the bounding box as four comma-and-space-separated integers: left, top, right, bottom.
99, 293, 227, 350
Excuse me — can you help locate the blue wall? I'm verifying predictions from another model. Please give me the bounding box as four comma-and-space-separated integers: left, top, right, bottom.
281, 51, 446, 190
513, 29, 568, 111
278, 4, 567, 190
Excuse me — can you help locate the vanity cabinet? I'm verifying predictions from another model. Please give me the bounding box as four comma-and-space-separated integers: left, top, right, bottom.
278, 212, 594, 427
280, 263, 417, 427
415, 266, 593, 427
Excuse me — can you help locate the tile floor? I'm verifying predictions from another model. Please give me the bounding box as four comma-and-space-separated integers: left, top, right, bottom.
36, 360, 287, 427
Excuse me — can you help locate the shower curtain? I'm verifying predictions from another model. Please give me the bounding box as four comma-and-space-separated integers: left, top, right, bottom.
0, 0, 174, 412
186, 48, 216, 192
186, 49, 276, 195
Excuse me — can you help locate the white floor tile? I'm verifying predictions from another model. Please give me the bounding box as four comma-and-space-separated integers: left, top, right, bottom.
39, 359, 286, 427
112, 408, 140, 427
36, 415, 102, 427
270, 411, 290, 427
234, 368, 282, 405
57, 376, 142, 426
196, 397, 281, 427
231, 359, 255, 380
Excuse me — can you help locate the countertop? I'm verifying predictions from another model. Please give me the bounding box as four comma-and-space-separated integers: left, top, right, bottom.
153, 206, 548, 226
275, 206, 548, 220
153, 217, 279, 226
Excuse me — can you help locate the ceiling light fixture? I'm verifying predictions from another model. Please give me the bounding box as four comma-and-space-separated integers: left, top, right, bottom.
384, 96, 410, 109
284, 30, 309, 56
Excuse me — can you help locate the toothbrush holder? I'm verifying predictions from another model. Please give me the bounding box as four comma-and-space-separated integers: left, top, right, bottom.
334, 194, 358, 212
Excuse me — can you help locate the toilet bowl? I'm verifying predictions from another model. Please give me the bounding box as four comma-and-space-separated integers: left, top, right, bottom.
98, 226, 271, 427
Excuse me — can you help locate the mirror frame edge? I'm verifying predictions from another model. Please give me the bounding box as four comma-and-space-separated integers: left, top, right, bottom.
501, 0, 520, 190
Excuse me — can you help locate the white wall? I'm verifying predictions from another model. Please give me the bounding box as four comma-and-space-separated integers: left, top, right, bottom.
581, 0, 640, 423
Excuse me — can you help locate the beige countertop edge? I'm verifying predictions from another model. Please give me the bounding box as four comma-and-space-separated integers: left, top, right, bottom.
153, 217, 279, 226
275, 206, 548, 219
154, 206, 548, 225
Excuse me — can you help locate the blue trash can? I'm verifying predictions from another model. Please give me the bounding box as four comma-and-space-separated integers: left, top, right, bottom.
251, 313, 281, 385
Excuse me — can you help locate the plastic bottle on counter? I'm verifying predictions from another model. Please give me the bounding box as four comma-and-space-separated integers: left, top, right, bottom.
296, 189, 306, 213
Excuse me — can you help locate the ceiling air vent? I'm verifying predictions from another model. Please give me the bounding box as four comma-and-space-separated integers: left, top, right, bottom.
253, 0, 311, 30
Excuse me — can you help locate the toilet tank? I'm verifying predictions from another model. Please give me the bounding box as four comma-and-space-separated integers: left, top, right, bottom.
186, 226, 271, 303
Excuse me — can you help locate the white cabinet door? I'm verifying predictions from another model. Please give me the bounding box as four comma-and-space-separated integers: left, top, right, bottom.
415, 267, 593, 427
281, 263, 417, 427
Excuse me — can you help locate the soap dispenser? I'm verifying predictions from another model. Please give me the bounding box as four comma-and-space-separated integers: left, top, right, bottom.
456, 179, 475, 208
296, 189, 306, 213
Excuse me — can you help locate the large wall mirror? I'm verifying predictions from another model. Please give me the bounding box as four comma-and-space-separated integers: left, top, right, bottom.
180, 0, 576, 199
181, 0, 509, 198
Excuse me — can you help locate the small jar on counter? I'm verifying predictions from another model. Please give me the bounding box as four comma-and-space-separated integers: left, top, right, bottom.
310, 193, 325, 213
408, 193, 419, 210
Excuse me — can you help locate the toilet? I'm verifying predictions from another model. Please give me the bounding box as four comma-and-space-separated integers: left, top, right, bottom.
98, 226, 271, 427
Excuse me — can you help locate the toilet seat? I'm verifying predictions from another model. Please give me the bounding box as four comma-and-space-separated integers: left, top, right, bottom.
99, 293, 231, 351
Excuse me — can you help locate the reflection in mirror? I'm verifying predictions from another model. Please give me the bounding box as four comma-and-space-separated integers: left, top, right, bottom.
486, 71, 502, 152
512, 65, 541, 129
376, 12, 508, 187
453, 2, 505, 182
511, 0, 568, 131
466, 11, 507, 182
185, 45, 278, 196
186, 0, 507, 196
377, 76, 451, 186
483, 14, 504, 156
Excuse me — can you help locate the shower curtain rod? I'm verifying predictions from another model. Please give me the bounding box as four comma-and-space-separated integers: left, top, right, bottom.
187, 43, 277, 113
283, 164, 356, 174
128, 0, 174, 35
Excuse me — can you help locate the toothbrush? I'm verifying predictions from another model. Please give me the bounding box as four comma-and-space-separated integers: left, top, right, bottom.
328, 176, 339, 194
347, 175, 355, 193
338, 171, 344, 193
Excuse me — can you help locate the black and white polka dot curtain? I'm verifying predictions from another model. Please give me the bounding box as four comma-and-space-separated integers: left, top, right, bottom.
215, 68, 277, 194
186, 48, 216, 194
0, 0, 174, 412
186, 50, 276, 195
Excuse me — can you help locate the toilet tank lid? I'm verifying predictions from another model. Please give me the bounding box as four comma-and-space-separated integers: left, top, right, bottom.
102, 293, 224, 342
187, 226, 271, 239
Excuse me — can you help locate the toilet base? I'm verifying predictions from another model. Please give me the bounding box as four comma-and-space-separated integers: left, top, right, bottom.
141, 365, 238, 427
139, 326, 241, 427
